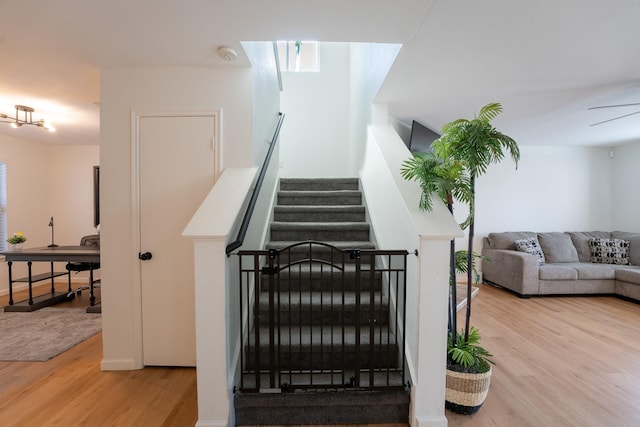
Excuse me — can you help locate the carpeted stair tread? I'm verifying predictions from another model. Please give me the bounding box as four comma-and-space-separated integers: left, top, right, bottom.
274, 205, 365, 222
259, 291, 388, 309
278, 190, 362, 206
266, 241, 375, 250
261, 263, 382, 291
239, 370, 406, 391
234, 389, 409, 425
235, 389, 409, 408
257, 292, 389, 326
279, 177, 360, 191
248, 325, 398, 347
270, 222, 370, 242
245, 325, 399, 370
271, 221, 369, 229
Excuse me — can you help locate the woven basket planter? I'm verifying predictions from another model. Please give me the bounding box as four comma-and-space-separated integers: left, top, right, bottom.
445, 366, 492, 415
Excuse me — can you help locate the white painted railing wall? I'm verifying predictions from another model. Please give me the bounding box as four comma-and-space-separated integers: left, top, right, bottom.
183, 167, 259, 427
360, 115, 462, 427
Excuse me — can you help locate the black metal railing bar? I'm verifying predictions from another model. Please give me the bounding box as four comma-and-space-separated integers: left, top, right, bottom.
226, 112, 285, 256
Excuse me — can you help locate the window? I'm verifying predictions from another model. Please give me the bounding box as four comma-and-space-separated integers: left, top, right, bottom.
276, 41, 319, 72
0, 162, 6, 251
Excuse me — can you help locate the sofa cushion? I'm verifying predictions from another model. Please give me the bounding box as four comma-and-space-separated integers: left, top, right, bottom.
539, 264, 578, 280
568, 231, 612, 262
615, 267, 640, 285
570, 263, 616, 280
588, 238, 630, 265
487, 232, 537, 250
537, 232, 579, 263
611, 231, 640, 266
514, 237, 545, 264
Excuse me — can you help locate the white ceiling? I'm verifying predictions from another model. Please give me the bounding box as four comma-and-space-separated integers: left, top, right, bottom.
1, 0, 639, 147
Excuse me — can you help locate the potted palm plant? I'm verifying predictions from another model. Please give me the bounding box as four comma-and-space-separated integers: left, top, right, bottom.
441, 102, 520, 341
445, 326, 494, 414
402, 102, 519, 415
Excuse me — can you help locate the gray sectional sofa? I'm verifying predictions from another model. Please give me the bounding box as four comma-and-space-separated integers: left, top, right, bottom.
482, 231, 640, 302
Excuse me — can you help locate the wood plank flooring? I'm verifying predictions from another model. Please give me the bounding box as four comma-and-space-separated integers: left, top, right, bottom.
447, 284, 640, 427
1, 282, 639, 426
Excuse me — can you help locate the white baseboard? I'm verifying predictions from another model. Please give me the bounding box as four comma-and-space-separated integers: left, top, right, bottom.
414, 415, 448, 427
195, 420, 228, 427
100, 358, 141, 371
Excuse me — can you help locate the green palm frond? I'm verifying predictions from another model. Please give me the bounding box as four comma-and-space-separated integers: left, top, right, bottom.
455, 250, 489, 276
447, 326, 494, 373
476, 102, 502, 122
446, 104, 520, 178
401, 150, 473, 214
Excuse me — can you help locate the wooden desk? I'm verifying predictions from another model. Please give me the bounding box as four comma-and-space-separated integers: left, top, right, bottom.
1, 246, 100, 312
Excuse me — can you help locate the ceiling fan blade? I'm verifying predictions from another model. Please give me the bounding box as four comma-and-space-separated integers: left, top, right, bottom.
588, 102, 640, 110
590, 110, 640, 126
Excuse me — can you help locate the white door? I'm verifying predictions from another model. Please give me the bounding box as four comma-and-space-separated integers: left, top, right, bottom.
139, 114, 217, 366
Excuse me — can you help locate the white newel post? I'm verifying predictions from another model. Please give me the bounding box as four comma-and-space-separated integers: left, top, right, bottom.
411, 237, 451, 427
183, 167, 258, 427
193, 238, 230, 427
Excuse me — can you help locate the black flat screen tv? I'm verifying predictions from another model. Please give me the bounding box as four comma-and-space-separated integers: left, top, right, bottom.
408, 120, 440, 153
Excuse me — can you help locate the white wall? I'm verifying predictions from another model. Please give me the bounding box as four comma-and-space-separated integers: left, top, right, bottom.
280, 43, 353, 177
349, 43, 401, 172
445, 145, 613, 261
48, 145, 100, 242
611, 141, 640, 232
361, 123, 461, 427
242, 41, 282, 166
0, 134, 99, 294
100, 66, 254, 370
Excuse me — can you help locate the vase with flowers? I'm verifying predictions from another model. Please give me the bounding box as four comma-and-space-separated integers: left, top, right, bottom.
6, 232, 27, 251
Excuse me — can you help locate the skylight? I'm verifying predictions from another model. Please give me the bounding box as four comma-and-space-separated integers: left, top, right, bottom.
276, 41, 319, 72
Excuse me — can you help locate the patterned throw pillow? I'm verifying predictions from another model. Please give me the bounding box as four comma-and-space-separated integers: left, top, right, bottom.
588, 238, 630, 265
514, 237, 545, 265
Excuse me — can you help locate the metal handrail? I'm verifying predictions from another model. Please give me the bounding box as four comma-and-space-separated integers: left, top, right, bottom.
225, 112, 285, 256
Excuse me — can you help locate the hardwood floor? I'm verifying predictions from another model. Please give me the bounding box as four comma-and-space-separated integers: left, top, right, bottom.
0, 284, 197, 427
1, 282, 640, 426
447, 284, 640, 427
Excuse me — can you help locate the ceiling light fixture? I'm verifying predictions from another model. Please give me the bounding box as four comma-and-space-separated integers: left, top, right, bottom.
0, 105, 55, 132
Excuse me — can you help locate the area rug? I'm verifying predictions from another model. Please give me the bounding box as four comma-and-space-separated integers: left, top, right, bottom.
0, 307, 101, 362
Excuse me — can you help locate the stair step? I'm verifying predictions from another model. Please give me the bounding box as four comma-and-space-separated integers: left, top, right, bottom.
273, 205, 365, 222
278, 190, 362, 206
258, 291, 389, 326
279, 177, 360, 191
261, 263, 382, 291
239, 369, 406, 391
246, 325, 399, 370
234, 389, 410, 425
270, 222, 370, 242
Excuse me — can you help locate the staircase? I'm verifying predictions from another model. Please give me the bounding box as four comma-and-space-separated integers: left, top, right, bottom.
234, 178, 409, 425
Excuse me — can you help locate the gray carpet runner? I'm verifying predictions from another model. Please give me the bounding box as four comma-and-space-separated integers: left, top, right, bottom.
235, 178, 409, 425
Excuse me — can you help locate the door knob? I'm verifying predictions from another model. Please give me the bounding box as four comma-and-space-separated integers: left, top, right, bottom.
139, 252, 153, 261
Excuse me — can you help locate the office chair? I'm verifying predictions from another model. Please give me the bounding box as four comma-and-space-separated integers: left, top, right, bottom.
67, 234, 101, 308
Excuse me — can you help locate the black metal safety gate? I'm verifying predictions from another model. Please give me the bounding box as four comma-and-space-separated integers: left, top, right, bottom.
237, 241, 408, 392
